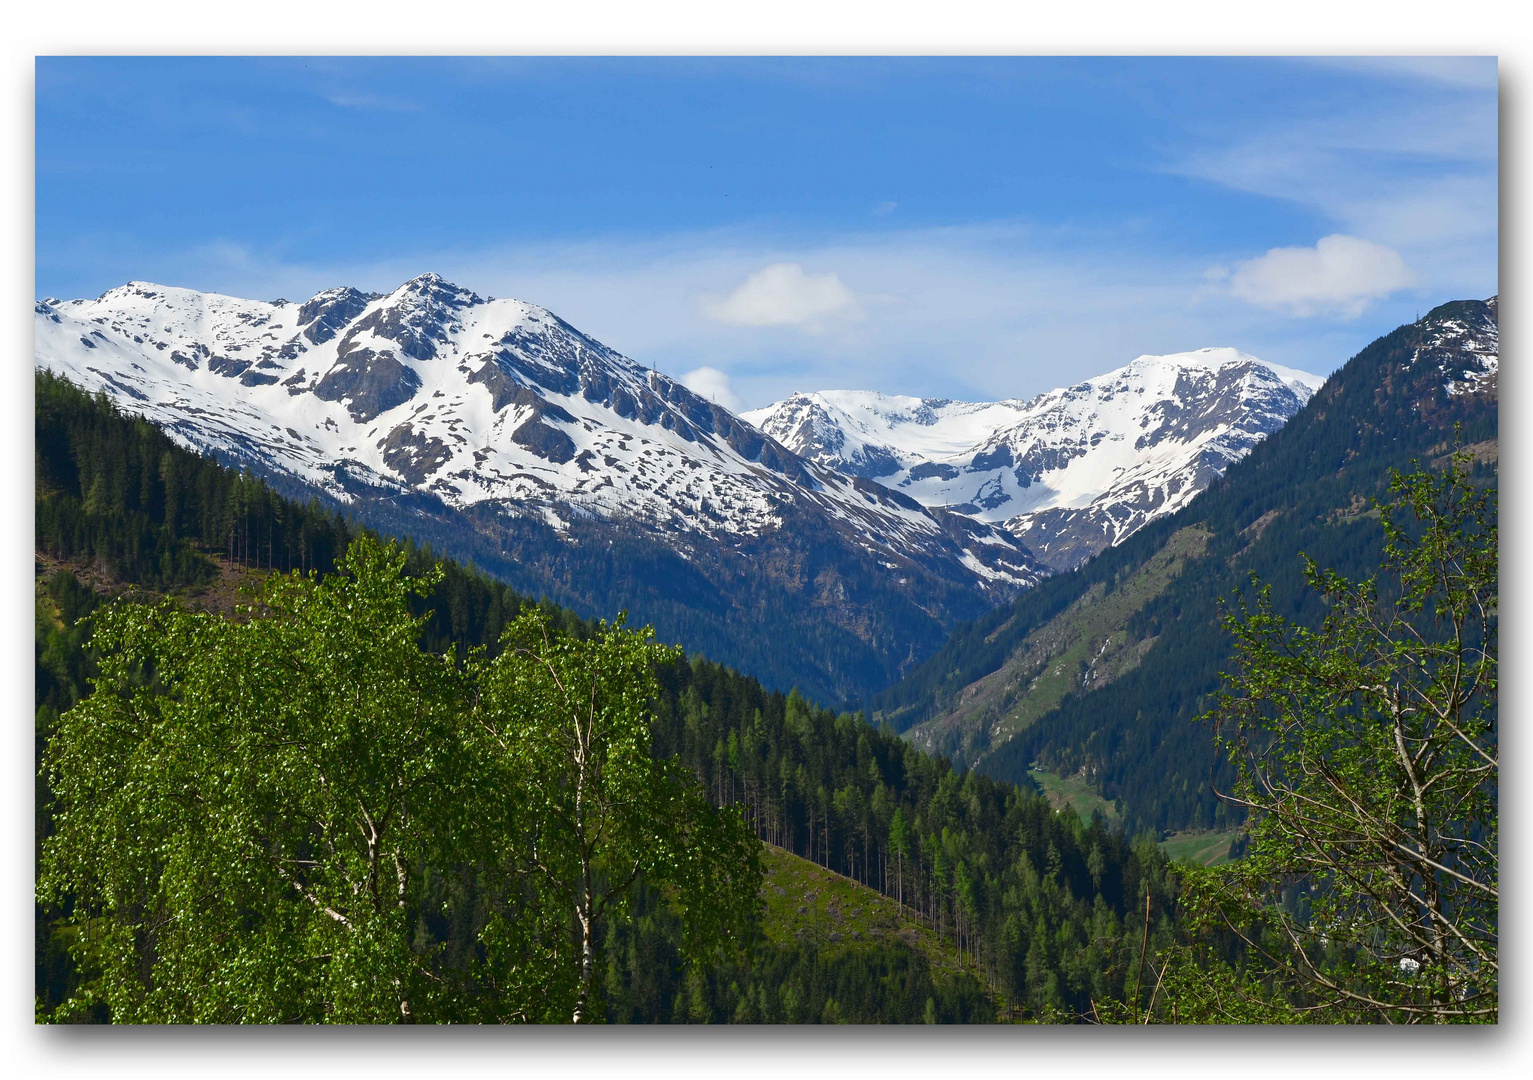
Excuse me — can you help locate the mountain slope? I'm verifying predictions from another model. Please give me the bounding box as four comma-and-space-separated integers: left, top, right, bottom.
36, 275, 1041, 706
32, 370, 1173, 1024
873, 298, 1498, 833
745, 349, 1322, 572
905, 523, 1214, 768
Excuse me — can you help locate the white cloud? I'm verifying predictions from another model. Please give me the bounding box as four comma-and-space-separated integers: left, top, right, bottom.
1225, 234, 1415, 318
679, 366, 743, 411
701, 262, 858, 329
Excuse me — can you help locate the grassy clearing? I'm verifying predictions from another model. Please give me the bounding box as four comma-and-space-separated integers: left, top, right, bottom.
909, 526, 1212, 769
1158, 829, 1240, 867
35, 549, 269, 617
1024, 771, 1235, 866
1026, 767, 1119, 826
759, 844, 969, 984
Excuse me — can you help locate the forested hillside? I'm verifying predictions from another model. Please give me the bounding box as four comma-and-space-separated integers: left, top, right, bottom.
874, 299, 1498, 835
35, 370, 592, 650
36, 371, 1178, 1022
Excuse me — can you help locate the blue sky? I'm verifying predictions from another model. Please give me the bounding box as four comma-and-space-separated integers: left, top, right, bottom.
35, 56, 1498, 408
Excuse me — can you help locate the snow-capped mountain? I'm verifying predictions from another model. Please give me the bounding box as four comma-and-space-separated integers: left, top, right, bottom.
741, 393, 1038, 482
744, 349, 1324, 571
1410, 294, 1499, 398
35, 274, 1043, 706
35, 274, 1038, 586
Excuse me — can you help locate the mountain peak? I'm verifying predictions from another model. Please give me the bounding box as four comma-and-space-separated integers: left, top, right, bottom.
96, 280, 176, 302
1110, 347, 1325, 397
1127, 346, 1257, 369
391, 272, 481, 305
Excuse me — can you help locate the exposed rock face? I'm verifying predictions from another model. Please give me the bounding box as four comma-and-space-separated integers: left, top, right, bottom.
314, 348, 423, 423
379, 423, 454, 487
337, 275, 479, 362
299, 287, 377, 345
1408, 297, 1499, 400
207, 353, 250, 379
510, 417, 577, 464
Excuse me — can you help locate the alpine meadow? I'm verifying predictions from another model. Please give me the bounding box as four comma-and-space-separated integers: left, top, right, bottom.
33, 55, 1497, 1026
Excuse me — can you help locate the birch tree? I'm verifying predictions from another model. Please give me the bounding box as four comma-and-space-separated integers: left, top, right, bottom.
40, 539, 763, 1024
39, 538, 487, 1022
473, 611, 762, 1023
1182, 451, 1496, 1022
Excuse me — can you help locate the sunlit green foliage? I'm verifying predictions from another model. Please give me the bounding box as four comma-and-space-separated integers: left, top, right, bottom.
38, 537, 759, 1023
473, 612, 762, 1021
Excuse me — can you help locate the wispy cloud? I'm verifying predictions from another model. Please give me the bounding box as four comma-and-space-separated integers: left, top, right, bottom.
322, 92, 424, 113
39, 54, 1496, 413
1164, 85, 1496, 300
701, 263, 860, 330
38, 221, 1436, 410
1298, 57, 1498, 92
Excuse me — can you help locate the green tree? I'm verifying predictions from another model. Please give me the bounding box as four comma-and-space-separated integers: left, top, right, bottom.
890, 807, 910, 914
473, 611, 763, 1023
1180, 452, 1497, 1022
38, 538, 484, 1022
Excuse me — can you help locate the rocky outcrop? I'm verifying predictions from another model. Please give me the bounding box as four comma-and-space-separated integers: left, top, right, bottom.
314, 349, 422, 422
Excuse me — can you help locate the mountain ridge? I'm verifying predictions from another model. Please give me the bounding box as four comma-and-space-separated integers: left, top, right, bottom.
33, 272, 1331, 705
35, 274, 1036, 580
36, 274, 1041, 706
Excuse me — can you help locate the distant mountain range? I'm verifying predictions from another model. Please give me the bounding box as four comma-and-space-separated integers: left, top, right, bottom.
35, 273, 1318, 705
745, 349, 1322, 572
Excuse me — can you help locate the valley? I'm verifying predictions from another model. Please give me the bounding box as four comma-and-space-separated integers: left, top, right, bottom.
30, 52, 1500, 1030
900, 523, 1214, 769
35, 277, 1498, 837
879, 297, 1499, 836
33, 293, 1500, 1024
